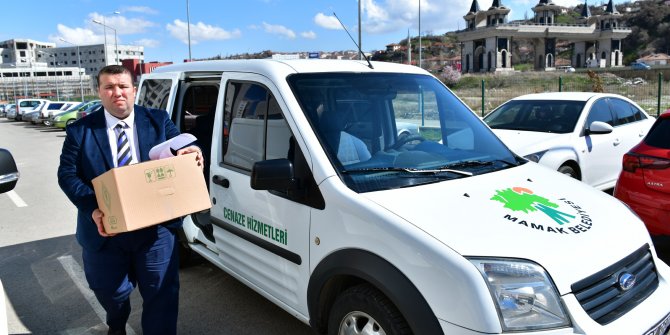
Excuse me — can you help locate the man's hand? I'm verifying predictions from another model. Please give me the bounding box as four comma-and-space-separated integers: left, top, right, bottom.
92, 208, 116, 237
176, 145, 204, 170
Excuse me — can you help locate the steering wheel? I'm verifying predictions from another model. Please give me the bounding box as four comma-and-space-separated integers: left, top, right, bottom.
390, 134, 425, 150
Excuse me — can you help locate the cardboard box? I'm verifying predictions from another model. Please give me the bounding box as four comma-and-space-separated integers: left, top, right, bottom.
92, 153, 211, 234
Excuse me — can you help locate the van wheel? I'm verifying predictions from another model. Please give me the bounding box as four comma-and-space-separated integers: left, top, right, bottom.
328, 284, 411, 335
558, 165, 578, 179
66, 119, 75, 126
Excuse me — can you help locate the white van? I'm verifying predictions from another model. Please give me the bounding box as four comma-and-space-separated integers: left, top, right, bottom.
15, 98, 48, 121
137, 59, 670, 335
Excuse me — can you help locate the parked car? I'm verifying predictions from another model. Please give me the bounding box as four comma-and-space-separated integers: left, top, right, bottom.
0, 104, 6, 117
15, 98, 48, 121
631, 61, 651, 70
4, 104, 16, 120
395, 121, 420, 137
2, 104, 15, 119
75, 101, 102, 120
557, 65, 576, 73
35, 101, 78, 126
52, 100, 100, 129
614, 110, 670, 237
483, 92, 655, 191
25, 111, 42, 124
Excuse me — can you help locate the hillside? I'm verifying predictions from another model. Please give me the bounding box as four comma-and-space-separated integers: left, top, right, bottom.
372, 0, 670, 68
211, 0, 669, 67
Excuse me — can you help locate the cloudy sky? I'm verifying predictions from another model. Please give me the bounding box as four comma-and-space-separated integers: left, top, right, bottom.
2, 0, 619, 63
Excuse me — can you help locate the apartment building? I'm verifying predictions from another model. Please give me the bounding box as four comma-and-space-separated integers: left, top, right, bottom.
0, 38, 144, 102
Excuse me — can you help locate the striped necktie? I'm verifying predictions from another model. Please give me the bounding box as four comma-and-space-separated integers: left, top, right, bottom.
115, 121, 132, 167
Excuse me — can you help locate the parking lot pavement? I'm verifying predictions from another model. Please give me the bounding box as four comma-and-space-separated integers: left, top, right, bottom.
0, 119, 313, 334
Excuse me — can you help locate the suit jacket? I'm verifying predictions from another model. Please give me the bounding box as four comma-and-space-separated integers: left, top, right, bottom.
58, 104, 182, 251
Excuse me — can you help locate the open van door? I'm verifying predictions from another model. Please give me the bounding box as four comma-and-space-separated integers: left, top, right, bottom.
135, 72, 182, 117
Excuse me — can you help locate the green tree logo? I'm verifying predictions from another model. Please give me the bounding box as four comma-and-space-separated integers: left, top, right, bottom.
491, 187, 575, 225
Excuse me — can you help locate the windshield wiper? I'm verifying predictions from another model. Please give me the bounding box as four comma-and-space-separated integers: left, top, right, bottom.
342, 166, 473, 176
438, 159, 518, 170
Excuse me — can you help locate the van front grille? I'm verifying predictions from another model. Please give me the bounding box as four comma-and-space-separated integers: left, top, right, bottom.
571, 244, 658, 325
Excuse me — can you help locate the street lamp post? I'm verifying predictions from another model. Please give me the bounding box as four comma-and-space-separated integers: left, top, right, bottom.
60, 38, 85, 101
358, 0, 362, 61
418, 0, 422, 69
0, 75, 5, 102
94, 11, 120, 65
12, 77, 17, 104
28, 56, 37, 97
9, 64, 17, 103
38, 51, 60, 100
186, 0, 192, 61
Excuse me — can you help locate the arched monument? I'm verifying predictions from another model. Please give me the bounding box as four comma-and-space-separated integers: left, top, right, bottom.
456, 0, 630, 73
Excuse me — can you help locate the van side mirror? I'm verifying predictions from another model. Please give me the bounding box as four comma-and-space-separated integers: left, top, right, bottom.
251, 159, 297, 191
0, 149, 19, 194
586, 121, 613, 135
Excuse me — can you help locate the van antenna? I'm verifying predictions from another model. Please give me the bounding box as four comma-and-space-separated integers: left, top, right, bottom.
333, 12, 373, 69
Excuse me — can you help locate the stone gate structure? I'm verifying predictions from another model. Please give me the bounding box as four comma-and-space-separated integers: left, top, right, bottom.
455, 0, 631, 73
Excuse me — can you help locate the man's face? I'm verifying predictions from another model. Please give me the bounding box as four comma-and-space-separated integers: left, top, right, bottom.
98, 72, 136, 119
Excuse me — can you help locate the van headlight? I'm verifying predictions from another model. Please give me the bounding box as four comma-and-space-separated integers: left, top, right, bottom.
523, 151, 547, 163
469, 258, 571, 332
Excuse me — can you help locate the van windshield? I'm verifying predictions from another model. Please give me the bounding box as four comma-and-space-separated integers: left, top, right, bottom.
288, 73, 522, 192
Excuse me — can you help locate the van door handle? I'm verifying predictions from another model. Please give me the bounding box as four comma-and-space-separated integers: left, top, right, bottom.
212, 175, 230, 188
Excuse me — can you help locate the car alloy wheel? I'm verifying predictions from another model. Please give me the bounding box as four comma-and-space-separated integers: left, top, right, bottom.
328, 284, 410, 335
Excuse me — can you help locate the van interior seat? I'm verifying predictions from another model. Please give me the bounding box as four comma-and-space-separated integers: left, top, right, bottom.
317, 104, 371, 165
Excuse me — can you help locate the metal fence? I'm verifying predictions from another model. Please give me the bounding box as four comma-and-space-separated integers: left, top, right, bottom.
449, 68, 670, 117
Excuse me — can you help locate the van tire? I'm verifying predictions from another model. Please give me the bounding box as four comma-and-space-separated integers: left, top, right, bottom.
328, 284, 411, 335
558, 164, 577, 179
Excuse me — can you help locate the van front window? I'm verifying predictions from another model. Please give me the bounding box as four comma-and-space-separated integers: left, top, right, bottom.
288, 73, 522, 193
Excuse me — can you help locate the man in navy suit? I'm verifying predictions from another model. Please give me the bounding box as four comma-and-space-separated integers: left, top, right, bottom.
58, 65, 203, 335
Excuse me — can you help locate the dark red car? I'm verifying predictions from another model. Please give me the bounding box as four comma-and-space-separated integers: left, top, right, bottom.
614, 111, 670, 237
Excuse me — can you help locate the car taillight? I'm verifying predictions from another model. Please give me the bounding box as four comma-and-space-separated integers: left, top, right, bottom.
622, 153, 670, 173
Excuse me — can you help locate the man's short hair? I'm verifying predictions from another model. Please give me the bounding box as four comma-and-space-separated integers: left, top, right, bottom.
97, 65, 132, 86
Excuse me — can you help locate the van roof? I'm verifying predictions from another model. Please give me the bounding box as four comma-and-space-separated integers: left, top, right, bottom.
150, 59, 429, 77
